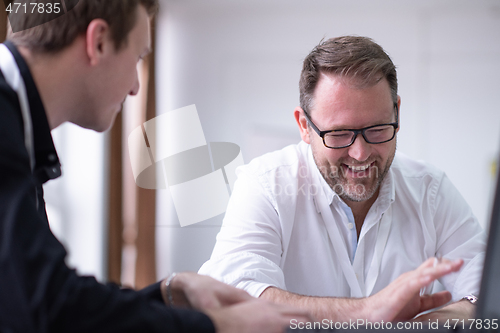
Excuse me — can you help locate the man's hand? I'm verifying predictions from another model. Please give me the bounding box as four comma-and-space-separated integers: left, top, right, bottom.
260, 257, 463, 322
161, 272, 313, 333
366, 257, 464, 321
163, 272, 253, 310
206, 299, 313, 333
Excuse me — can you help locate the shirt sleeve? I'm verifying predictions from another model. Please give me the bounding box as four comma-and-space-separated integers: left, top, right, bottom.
199, 167, 287, 297
432, 174, 486, 302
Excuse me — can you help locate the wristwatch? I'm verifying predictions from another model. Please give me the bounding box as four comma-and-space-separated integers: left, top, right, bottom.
461, 294, 479, 304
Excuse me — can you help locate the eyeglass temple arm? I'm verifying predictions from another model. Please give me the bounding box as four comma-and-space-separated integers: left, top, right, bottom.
302, 109, 323, 136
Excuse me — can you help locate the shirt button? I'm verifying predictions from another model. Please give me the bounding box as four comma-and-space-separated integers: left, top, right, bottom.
347, 223, 354, 230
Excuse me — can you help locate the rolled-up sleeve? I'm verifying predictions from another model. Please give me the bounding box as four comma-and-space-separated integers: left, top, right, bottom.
199, 166, 287, 297
433, 174, 486, 302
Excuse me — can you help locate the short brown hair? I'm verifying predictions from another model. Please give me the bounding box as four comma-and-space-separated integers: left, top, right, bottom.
7, 0, 159, 53
299, 36, 398, 114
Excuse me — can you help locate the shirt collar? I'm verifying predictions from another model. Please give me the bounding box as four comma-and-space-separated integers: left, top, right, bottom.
307, 144, 396, 210
373, 166, 395, 214
307, 145, 336, 205
3, 41, 61, 184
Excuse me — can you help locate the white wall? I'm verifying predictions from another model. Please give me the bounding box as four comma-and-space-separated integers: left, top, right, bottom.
43, 124, 108, 281
155, 0, 500, 278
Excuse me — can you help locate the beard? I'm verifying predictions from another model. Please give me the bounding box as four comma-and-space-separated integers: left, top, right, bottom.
311, 141, 396, 202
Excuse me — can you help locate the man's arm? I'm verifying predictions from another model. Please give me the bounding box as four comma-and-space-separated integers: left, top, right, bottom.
160, 272, 313, 333
260, 257, 463, 322
427, 174, 486, 320
205, 299, 312, 333
0, 176, 312, 333
412, 300, 475, 322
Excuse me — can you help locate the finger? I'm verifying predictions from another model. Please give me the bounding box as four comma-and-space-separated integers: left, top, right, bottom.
432, 258, 463, 271
418, 257, 439, 269
413, 260, 463, 287
408, 258, 448, 287
417, 257, 463, 271
422, 261, 462, 278
419, 291, 452, 313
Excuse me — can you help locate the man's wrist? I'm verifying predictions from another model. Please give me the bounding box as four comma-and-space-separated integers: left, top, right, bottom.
461, 294, 478, 305
359, 296, 378, 322
164, 272, 192, 308
161, 273, 178, 307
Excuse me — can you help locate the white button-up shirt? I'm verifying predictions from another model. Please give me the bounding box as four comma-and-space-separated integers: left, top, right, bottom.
199, 141, 485, 302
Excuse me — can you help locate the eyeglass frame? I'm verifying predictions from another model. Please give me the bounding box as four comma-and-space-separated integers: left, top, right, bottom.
303, 103, 399, 149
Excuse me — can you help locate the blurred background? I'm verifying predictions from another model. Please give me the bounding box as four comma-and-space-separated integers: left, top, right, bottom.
26, 0, 500, 286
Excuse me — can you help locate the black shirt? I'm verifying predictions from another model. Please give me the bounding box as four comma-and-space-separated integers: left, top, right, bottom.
0, 41, 215, 333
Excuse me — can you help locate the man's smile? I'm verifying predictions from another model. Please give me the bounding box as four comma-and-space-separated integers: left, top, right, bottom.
341, 161, 377, 178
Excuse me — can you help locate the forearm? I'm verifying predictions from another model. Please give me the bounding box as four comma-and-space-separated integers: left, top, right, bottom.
260, 286, 370, 321
440, 300, 476, 319
260, 258, 463, 323
161, 275, 314, 333
413, 300, 476, 322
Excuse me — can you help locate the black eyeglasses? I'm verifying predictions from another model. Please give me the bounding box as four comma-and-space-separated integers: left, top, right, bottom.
303, 104, 399, 149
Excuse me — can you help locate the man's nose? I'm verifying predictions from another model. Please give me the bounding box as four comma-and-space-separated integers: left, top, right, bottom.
129, 70, 140, 96
347, 133, 371, 162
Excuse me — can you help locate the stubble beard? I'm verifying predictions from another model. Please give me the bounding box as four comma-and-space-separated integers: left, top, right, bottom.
312, 142, 396, 202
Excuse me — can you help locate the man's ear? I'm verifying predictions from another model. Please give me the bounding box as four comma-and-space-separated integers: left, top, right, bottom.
396, 95, 401, 133
294, 107, 311, 144
86, 19, 111, 66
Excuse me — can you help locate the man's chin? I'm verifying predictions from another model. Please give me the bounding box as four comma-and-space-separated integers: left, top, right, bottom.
70, 107, 120, 132
88, 116, 117, 133
98, 108, 121, 132
331, 179, 379, 202
339, 191, 373, 203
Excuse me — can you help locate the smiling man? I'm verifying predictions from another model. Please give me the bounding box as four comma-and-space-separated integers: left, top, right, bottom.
199, 36, 485, 322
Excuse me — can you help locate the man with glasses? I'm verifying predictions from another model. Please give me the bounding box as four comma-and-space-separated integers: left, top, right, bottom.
199, 36, 485, 322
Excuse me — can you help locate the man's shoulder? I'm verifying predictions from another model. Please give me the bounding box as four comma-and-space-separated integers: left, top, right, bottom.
0, 74, 24, 134
392, 151, 445, 182
240, 141, 309, 177
0, 72, 20, 109
0, 75, 31, 176
0, 75, 24, 136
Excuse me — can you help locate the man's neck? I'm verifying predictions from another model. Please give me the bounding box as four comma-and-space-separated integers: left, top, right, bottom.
17, 43, 84, 130
344, 188, 380, 240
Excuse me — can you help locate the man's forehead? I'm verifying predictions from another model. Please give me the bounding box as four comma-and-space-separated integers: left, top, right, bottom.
314, 72, 393, 105
130, 5, 151, 52
317, 71, 385, 90
312, 73, 395, 125
318, 72, 339, 86
144, 15, 152, 52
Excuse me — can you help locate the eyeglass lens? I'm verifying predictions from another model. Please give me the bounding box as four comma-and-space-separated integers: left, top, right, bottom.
323, 125, 395, 148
